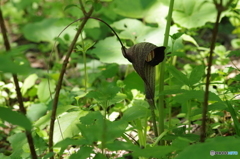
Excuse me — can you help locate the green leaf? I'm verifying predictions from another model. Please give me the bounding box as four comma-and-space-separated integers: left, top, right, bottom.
174, 90, 221, 103
22, 18, 78, 43
111, 18, 151, 41
123, 102, 149, 121
69, 146, 93, 159
55, 138, 88, 154
111, 18, 165, 45
168, 65, 189, 86
64, 4, 79, 11
170, 32, 184, 40
108, 92, 127, 105
94, 153, 108, 159
111, 0, 155, 18
182, 34, 199, 47
171, 137, 191, 150
26, 103, 48, 122
132, 146, 177, 158
173, 0, 217, 28
208, 102, 226, 111
143, 1, 168, 25
227, 50, 240, 57
189, 65, 205, 86
78, 111, 104, 143
123, 72, 144, 93
0, 154, 9, 159
159, 89, 186, 95
101, 63, 119, 78
34, 105, 76, 129
175, 137, 240, 159
93, 2, 102, 11
55, 138, 88, 155
79, 111, 127, 143
54, 111, 88, 143
21, 74, 38, 95
37, 79, 55, 103
107, 120, 128, 141
106, 140, 139, 151
7, 133, 27, 158
0, 54, 30, 74
86, 82, 120, 105
89, 36, 130, 64
0, 107, 32, 131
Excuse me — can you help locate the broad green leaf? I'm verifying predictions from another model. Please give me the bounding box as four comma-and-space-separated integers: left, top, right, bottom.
171, 137, 191, 150
22, 18, 78, 43
159, 89, 186, 95
80, 111, 103, 126
0, 54, 30, 74
89, 36, 130, 64
123, 103, 149, 121
37, 78, 55, 103
227, 50, 240, 57
54, 111, 88, 143
111, 18, 151, 41
86, 82, 120, 105
208, 102, 226, 111
94, 154, 108, 159
132, 146, 177, 158
107, 93, 127, 106
111, 18, 165, 45
79, 111, 127, 143
189, 65, 205, 86
34, 105, 77, 129
64, 4, 78, 11
107, 120, 128, 140
101, 63, 119, 78
55, 138, 88, 155
26, 103, 48, 122
225, 100, 240, 136
111, 0, 155, 18
78, 111, 104, 143
174, 90, 221, 103
173, 0, 217, 28
124, 72, 144, 93
0, 107, 32, 131
7, 133, 27, 158
170, 32, 184, 40
106, 140, 139, 151
144, 1, 168, 25
69, 146, 93, 159
0, 154, 9, 159
176, 136, 240, 159
21, 74, 38, 95
182, 34, 199, 47
168, 65, 189, 86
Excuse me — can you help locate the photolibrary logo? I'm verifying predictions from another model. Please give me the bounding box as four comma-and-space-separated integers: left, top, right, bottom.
210, 150, 238, 156
210, 150, 215, 156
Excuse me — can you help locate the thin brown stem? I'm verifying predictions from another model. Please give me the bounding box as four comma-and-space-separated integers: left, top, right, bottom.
200, 0, 223, 142
0, 8, 38, 159
79, 0, 87, 15
48, 4, 94, 158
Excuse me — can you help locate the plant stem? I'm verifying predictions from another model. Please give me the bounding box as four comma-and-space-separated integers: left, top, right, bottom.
187, 100, 191, 134
48, 4, 94, 157
157, 0, 174, 143
0, 8, 38, 159
81, 33, 88, 93
153, 130, 169, 146
101, 100, 109, 155
200, 0, 223, 142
